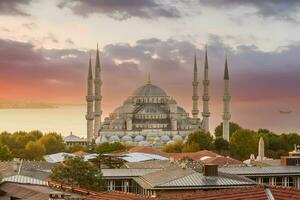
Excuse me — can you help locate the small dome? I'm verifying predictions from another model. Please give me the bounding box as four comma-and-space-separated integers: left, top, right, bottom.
95, 135, 107, 144
154, 136, 161, 142
134, 135, 144, 142
167, 140, 175, 145
111, 118, 125, 125
138, 141, 150, 146
173, 135, 183, 142
132, 83, 167, 97
109, 135, 120, 142
161, 135, 171, 143
122, 135, 133, 142
177, 106, 187, 114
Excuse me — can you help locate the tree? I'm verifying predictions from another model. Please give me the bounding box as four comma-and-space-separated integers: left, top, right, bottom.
214, 138, 229, 151
49, 156, 105, 191
214, 122, 242, 138
186, 131, 213, 150
182, 142, 199, 152
67, 144, 85, 153
95, 142, 127, 154
163, 141, 183, 153
25, 141, 46, 160
230, 129, 258, 160
0, 143, 12, 161
39, 133, 65, 154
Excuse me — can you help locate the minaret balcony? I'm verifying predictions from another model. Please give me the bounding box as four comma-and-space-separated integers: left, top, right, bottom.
202, 96, 210, 101
202, 80, 210, 85
192, 81, 199, 86
86, 96, 94, 101
222, 113, 231, 120
85, 113, 94, 120
202, 112, 210, 117
223, 96, 231, 101
94, 96, 102, 101
192, 96, 199, 101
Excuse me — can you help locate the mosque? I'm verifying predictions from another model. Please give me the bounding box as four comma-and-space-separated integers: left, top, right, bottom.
85, 46, 231, 147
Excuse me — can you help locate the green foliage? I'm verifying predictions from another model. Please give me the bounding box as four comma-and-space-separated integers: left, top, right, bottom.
187, 131, 213, 150
0, 130, 66, 160
95, 142, 127, 154
0, 143, 12, 161
214, 122, 242, 138
38, 133, 65, 154
163, 141, 183, 153
50, 156, 105, 191
182, 142, 199, 152
214, 137, 229, 151
67, 144, 85, 153
25, 141, 46, 160
230, 129, 258, 160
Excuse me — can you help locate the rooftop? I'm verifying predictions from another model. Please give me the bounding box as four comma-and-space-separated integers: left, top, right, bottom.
219, 166, 300, 176
85, 186, 300, 200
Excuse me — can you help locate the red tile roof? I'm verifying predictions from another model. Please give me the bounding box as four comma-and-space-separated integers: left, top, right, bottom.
73, 151, 88, 157
82, 186, 300, 200
83, 191, 152, 200
128, 146, 169, 158
167, 150, 218, 161
202, 156, 243, 165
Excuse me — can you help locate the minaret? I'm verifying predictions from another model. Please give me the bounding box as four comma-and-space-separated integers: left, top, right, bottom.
86, 56, 94, 142
257, 136, 265, 161
223, 55, 231, 141
94, 44, 102, 138
192, 55, 199, 119
202, 46, 210, 132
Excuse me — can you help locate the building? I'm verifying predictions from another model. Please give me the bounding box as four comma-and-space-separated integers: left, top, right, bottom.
64, 132, 87, 146
86, 46, 231, 144
101, 164, 256, 197
219, 165, 300, 188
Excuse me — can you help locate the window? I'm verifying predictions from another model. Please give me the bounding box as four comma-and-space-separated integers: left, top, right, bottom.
287, 176, 297, 187
275, 177, 283, 186
262, 177, 270, 185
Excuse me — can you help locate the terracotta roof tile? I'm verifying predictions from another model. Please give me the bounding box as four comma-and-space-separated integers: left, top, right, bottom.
83, 191, 152, 200
84, 186, 300, 200
128, 147, 169, 158
203, 156, 242, 165
167, 150, 218, 161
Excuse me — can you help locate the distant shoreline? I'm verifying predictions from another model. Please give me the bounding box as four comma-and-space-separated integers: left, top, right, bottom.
0, 101, 85, 109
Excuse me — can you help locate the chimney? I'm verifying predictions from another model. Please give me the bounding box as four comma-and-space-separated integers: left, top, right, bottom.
203, 164, 218, 176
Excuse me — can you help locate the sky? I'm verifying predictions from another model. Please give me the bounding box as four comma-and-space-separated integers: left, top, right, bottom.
0, 0, 299, 133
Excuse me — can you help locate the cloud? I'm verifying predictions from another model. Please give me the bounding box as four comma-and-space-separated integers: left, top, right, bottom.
57, 0, 181, 20
199, 0, 300, 21
0, 0, 31, 16
0, 37, 299, 107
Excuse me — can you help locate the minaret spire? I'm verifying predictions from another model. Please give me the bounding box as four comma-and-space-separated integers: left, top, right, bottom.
147, 72, 151, 84
86, 54, 94, 142
94, 44, 102, 138
223, 54, 231, 141
192, 54, 199, 119
202, 45, 210, 132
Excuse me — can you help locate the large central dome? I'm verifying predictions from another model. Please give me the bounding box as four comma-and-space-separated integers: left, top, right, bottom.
132, 83, 167, 97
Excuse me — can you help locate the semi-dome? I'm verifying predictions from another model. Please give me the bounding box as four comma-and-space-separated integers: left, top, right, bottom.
173, 134, 183, 142
109, 135, 120, 142
132, 83, 167, 97
161, 135, 171, 143
138, 140, 150, 146
122, 135, 133, 142
95, 135, 107, 144
134, 135, 144, 142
